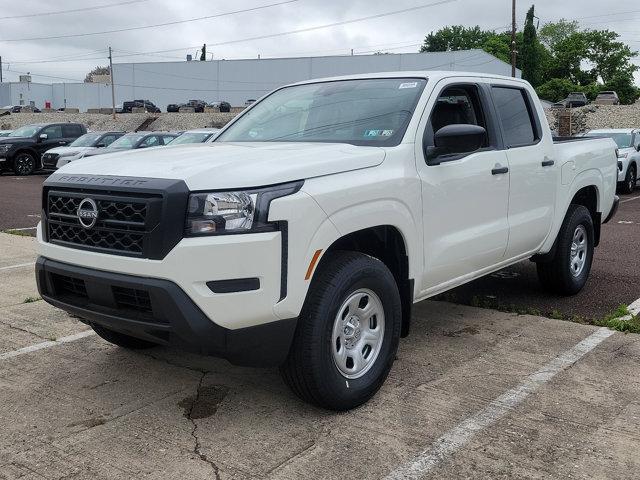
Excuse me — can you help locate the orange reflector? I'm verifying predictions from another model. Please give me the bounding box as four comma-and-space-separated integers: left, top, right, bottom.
305, 249, 323, 280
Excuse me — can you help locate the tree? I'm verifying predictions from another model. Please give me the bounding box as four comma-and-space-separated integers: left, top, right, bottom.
520, 5, 542, 87
420, 25, 495, 52
584, 30, 638, 83
539, 19, 579, 50
84, 66, 110, 83
535, 78, 580, 102
603, 73, 640, 104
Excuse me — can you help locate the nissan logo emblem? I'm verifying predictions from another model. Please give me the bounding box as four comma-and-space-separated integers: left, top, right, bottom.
77, 198, 98, 229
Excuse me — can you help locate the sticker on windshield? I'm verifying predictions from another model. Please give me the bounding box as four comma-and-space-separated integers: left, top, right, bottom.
364, 129, 394, 137
399, 82, 418, 89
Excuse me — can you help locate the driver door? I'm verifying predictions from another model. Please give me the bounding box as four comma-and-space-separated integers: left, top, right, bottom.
36, 125, 65, 155
415, 80, 511, 292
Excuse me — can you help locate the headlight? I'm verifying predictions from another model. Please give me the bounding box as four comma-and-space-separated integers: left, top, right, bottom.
618, 152, 628, 159
184, 181, 302, 236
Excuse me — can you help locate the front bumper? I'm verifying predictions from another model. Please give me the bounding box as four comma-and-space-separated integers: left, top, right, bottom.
36, 257, 297, 367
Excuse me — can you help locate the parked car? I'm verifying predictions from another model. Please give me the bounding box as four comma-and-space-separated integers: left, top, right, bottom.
586, 128, 639, 193
166, 103, 180, 113
0, 130, 12, 137
0, 122, 87, 175
167, 100, 207, 113
122, 100, 161, 113
36, 72, 618, 410
41, 131, 125, 171
168, 129, 220, 145
80, 131, 179, 158
1, 105, 41, 113
219, 101, 231, 113
594, 91, 620, 105
564, 92, 588, 108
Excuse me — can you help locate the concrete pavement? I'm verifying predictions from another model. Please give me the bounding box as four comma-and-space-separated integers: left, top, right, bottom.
1, 233, 640, 479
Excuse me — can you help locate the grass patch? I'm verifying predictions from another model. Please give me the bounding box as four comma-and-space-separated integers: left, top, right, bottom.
594, 305, 640, 333
23, 296, 41, 304
2, 229, 32, 236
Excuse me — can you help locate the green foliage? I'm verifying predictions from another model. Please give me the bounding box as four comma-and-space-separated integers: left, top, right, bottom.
84, 66, 110, 83
595, 305, 640, 334
604, 73, 640, 104
539, 19, 579, 50
535, 78, 580, 102
420, 25, 496, 52
521, 6, 542, 87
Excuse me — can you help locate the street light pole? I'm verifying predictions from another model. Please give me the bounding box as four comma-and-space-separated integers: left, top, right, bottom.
108, 46, 116, 119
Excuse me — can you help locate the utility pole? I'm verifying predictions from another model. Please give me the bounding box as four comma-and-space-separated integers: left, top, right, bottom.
0, 57, 3, 83
108, 46, 116, 119
511, 0, 517, 77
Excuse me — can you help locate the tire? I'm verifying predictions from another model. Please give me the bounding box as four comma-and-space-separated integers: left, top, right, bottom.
621, 164, 637, 194
280, 251, 402, 411
536, 205, 594, 296
12, 152, 36, 176
91, 324, 157, 350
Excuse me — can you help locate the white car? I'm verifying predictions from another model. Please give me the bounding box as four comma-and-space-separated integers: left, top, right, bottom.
169, 128, 220, 145
36, 71, 618, 410
586, 129, 639, 193
41, 132, 124, 170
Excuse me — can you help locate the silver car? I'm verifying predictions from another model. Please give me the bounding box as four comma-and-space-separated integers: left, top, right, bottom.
587, 128, 639, 193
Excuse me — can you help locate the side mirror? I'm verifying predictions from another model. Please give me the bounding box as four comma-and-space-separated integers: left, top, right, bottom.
426, 124, 486, 165
38, 133, 48, 141
95, 143, 106, 148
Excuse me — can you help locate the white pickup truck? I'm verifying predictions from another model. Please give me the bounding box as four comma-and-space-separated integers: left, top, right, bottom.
36, 72, 618, 410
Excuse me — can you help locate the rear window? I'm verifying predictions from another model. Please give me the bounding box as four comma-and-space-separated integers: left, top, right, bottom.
492, 87, 537, 148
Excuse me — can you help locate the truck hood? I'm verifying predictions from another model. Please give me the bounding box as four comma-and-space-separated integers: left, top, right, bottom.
58, 142, 386, 190
46, 146, 95, 155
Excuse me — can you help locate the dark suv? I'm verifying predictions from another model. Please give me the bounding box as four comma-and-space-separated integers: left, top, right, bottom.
122, 100, 161, 113
0, 123, 87, 175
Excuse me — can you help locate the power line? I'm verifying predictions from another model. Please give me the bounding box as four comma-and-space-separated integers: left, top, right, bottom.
95, 0, 459, 58
0, 0, 150, 20
0, 0, 299, 42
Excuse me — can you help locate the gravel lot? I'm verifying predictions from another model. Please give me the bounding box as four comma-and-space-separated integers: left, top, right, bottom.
0, 111, 238, 133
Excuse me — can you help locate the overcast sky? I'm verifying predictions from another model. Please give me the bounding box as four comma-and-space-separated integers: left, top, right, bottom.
0, 0, 638, 83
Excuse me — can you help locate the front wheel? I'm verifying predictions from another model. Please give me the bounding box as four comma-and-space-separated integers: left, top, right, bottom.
280, 251, 402, 411
621, 164, 637, 194
536, 205, 594, 296
13, 152, 36, 176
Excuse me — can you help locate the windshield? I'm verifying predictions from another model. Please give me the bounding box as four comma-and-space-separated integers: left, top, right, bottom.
70, 133, 101, 147
217, 78, 427, 146
9, 125, 40, 137
109, 134, 145, 149
588, 132, 633, 148
169, 132, 214, 145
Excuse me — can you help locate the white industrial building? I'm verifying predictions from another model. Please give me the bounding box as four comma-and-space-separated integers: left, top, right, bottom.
0, 49, 520, 111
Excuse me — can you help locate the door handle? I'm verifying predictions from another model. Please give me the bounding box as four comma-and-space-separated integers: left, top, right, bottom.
491, 166, 509, 175
542, 159, 555, 167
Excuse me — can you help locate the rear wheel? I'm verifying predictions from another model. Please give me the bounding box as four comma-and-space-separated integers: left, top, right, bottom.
280, 251, 401, 411
91, 324, 157, 350
621, 164, 637, 194
13, 152, 36, 176
536, 205, 594, 296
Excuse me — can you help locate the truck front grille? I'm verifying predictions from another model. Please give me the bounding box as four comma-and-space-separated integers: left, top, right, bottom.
46, 190, 159, 258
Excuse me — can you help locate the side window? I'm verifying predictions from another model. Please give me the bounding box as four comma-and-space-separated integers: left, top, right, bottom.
62, 124, 83, 137
100, 135, 117, 146
42, 125, 63, 139
141, 135, 159, 147
425, 84, 489, 163
162, 135, 176, 145
492, 87, 537, 148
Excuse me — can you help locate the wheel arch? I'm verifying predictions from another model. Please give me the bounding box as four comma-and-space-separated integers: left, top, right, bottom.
316, 225, 414, 337
13, 148, 41, 170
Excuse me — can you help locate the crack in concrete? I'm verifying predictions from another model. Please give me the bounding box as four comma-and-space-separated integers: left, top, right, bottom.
187, 372, 221, 480
0, 317, 49, 341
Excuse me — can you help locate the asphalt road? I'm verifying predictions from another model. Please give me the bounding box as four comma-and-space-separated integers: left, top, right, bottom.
2, 233, 640, 479
0, 171, 638, 320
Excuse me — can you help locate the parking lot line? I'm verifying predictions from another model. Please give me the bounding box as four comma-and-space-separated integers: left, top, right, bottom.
0, 262, 35, 271
621, 195, 640, 204
385, 327, 614, 480
0, 330, 95, 361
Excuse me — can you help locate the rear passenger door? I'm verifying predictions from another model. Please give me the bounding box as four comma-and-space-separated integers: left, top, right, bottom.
416, 80, 511, 291
490, 85, 557, 258
62, 124, 84, 144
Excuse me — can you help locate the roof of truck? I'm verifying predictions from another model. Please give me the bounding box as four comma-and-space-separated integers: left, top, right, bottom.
286, 71, 530, 87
